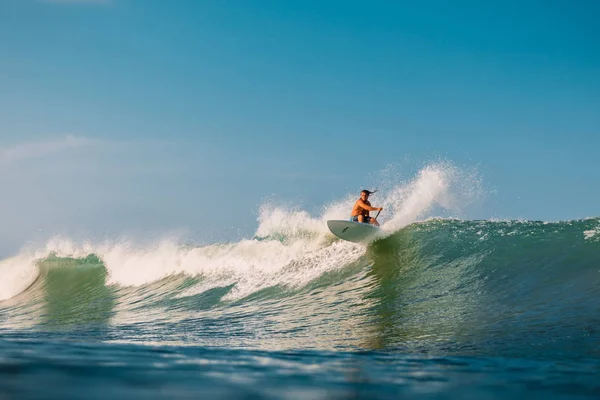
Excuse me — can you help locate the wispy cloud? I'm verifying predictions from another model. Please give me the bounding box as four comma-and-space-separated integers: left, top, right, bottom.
0, 135, 97, 166
38, 0, 111, 5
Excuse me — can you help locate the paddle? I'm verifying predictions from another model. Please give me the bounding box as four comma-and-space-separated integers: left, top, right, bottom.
371, 188, 381, 220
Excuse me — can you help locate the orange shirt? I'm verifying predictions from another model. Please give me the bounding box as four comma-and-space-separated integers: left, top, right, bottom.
351, 199, 371, 217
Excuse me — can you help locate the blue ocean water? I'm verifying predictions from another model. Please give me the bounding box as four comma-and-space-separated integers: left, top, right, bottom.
1, 178, 600, 398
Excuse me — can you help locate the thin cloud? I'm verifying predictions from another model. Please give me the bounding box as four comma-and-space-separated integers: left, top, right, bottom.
0, 135, 97, 166
39, 0, 111, 5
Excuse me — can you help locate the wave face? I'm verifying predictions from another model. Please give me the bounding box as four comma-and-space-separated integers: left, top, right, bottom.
1, 164, 599, 362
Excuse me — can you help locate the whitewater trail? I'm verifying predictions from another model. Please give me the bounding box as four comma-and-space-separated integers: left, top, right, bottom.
0, 163, 474, 302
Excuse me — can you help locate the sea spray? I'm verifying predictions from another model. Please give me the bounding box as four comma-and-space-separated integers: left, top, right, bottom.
380, 162, 483, 231
0, 254, 38, 301
1, 162, 482, 302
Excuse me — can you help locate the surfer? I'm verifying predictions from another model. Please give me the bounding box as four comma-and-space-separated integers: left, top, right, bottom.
351, 190, 383, 226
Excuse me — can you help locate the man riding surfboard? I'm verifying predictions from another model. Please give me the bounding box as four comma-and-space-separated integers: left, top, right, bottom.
350, 190, 383, 226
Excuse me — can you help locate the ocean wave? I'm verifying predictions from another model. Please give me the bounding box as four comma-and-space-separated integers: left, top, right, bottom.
1, 164, 599, 359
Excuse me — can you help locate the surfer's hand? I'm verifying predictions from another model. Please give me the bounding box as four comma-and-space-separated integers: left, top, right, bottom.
378, 207, 383, 211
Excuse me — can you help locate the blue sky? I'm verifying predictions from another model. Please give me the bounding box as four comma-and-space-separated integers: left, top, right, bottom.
1, 0, 599, 253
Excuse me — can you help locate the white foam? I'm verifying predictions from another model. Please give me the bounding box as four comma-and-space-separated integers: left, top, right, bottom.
0, 162, 482, 301
0, 253, 39, 301
23, 231, 362, 302
584, 226, 600, 241
255, 205, 328, 239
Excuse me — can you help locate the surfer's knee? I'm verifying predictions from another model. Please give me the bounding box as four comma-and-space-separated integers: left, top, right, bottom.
357, 215, 364, 222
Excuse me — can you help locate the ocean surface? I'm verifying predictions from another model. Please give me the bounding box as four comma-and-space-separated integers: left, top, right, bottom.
1, 167, 599, 399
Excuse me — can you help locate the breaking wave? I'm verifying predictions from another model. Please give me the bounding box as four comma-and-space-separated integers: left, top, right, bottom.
1, 163, 598, 360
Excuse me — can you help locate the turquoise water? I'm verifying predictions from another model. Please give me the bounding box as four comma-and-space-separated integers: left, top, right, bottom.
1, 218, 600, 398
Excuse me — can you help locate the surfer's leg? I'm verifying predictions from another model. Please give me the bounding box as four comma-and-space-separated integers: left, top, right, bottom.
371, 218, 380, 227
357, 215, 364, 223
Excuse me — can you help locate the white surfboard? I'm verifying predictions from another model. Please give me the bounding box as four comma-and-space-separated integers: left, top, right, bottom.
327, 220, 382, 244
